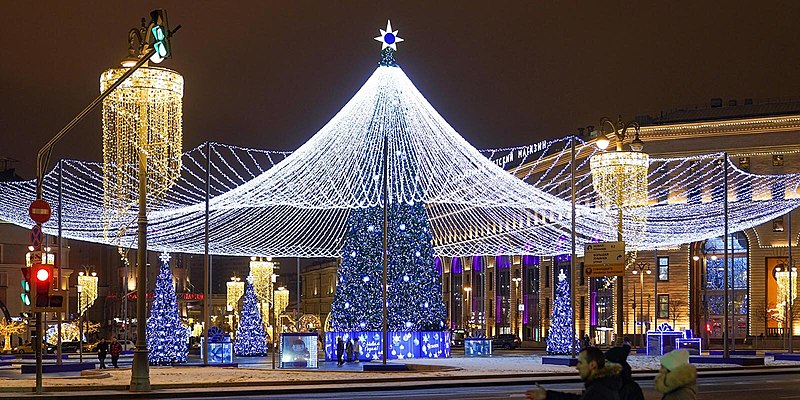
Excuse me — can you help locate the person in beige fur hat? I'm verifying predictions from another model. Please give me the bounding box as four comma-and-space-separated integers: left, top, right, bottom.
655, 349, 697, 400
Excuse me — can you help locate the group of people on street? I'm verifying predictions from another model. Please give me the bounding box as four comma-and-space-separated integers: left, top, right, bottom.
527, 346, 697, 400
335, 336, 361, 366
96, 337, 124, 369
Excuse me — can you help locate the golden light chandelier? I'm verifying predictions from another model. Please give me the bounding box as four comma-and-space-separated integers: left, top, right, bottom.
100, 66, 184, 240
226, 276, 244, 312
78, 270, 99, 316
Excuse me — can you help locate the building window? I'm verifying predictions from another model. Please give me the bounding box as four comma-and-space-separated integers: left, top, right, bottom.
488, 299, 494, 319
545, 266, 550, 288
738, 157, 750, 171
579, 262, 585, 286
488, 271, 494, 291
580, 296, 585, 320
545, 298, 550, 317
658, 294, 669, 319
0, 272, 7, 288
774, 216, 785, 232
657, 257, 669, 281
774, 154, 784, 166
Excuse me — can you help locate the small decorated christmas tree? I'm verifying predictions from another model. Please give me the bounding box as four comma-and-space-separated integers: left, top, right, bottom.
546, 269, 574, 355
146, 252, 187, 364
234, 278, 268, 356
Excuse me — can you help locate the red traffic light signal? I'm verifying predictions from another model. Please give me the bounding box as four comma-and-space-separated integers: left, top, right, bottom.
31, 264, 52, 309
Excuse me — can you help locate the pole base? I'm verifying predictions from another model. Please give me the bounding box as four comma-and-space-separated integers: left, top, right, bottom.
129, 348, 151, 392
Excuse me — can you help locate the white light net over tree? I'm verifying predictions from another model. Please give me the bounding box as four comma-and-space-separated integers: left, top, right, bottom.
1, 57, 799, 257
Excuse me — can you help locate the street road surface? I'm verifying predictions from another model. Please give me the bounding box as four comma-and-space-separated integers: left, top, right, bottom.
180, 372, 800, 399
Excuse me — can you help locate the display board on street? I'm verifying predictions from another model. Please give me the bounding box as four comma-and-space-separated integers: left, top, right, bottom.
584, 241, 625, 277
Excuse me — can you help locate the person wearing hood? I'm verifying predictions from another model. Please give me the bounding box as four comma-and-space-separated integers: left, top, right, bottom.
655, 349, 697, 400
604, 345, 644, 400
526, 346, 622, 400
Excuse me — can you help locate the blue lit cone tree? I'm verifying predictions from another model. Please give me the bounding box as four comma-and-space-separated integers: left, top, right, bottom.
146, 252, 188, 364
234, 279, 268, 356
546, 269, 574, 355
330, 201, 446, 332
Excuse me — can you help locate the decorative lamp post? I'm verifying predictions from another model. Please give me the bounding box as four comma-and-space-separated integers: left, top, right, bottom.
512, 277, 522, 339
590, 116, 649, 345
631, 262, 651, 346
99, 11, 182, 392
250, 257, 278, 331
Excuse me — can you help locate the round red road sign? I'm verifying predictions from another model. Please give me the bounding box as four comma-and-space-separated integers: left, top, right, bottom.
29, 199, 52, 224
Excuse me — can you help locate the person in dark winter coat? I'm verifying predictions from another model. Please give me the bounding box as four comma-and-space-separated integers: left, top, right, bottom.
109, 337, 122, 368
96, 339, 109, 369
655, 350, 697, 400
345, 339, 354, 362
335, 337, 345, 367
605, 345, 644, 400
527, 346, 622, 400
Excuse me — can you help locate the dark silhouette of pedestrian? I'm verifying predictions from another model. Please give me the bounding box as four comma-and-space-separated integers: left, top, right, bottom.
96, 339, 109, 369
345, 339, 354, 363
109, 337, 122, 368
353, 337, 361, 363
335, 337, 345, 367
606, 345, 644, 400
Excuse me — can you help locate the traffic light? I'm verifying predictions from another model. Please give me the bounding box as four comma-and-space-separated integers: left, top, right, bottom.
31, 264, 52, 310
149, 9, 170, 63
20, 268, 31, 306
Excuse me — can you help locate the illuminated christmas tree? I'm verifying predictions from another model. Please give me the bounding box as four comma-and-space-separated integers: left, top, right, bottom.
330, 201, 446, 332
234, 278, 268, 356
146, 252, 187, 364
546, 269, 574, 355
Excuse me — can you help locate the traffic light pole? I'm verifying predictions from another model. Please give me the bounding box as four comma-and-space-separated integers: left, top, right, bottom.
35, 311, 42, 394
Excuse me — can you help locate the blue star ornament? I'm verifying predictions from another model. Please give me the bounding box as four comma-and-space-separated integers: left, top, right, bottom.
375, 20, 404, 51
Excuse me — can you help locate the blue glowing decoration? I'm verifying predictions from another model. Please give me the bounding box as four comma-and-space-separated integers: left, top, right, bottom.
201, 328, 233, 364
234, 280, 268, 356
546, 269, 573, 355
465, 338, 493, 357
646, 323, 684, 356
324, 331, 449, 361
330, 201, 446, 332
384, 33, 395, 44
146, 252, 188, 365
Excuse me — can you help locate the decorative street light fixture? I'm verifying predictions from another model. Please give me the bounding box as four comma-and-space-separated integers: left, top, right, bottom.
590, 116, 649, 345
631, 262, 651, 346
271, 273, 279, 369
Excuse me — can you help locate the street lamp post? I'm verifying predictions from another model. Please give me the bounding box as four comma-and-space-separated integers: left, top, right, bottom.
77, 283, 83, 363
271, 273, 278, 369
591, 116, 649, 345
464, 286, 472, 332
512, 277, 522, 339
631, 262, 651, 346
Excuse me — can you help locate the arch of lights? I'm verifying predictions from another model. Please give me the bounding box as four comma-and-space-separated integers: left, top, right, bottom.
1, 62, 799, 257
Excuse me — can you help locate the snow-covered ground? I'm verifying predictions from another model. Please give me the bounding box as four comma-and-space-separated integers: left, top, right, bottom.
0, 354, 797, 389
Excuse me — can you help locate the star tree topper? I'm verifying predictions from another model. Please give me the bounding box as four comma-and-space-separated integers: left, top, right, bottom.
375, 20, 404, 51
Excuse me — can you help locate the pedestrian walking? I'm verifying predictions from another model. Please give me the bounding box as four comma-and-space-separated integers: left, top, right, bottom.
345, 338, 354, 363
526, 346, 621, 400
335, 337, 345, 367
654, 350, 697, 400
353, 337, 361, 363
96, 338, 109, 369
582, 334, 591, 349
110, 337, 123, 368
605, 346, 644, 400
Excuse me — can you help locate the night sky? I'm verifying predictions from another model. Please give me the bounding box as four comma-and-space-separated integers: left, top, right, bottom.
3, 2, 800, 178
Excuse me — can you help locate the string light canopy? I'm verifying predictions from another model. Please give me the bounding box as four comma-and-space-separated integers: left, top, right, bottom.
1, 26, 800, 256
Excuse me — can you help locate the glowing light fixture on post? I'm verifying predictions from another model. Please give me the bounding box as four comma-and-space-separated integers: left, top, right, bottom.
589, 116, 649, 345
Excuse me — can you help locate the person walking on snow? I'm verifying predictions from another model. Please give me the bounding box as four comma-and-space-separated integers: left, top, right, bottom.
96, 338, 108, 369
109, 337, 122, 368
